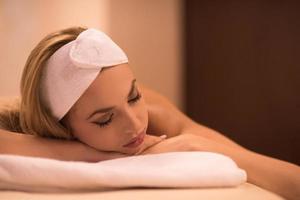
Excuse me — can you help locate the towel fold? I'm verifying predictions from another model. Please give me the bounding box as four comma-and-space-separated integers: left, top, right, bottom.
0, 152, 247, 192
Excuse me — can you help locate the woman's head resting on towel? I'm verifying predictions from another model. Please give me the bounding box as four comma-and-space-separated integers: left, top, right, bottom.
19, 27, 149, 155
61, 65, 149, 155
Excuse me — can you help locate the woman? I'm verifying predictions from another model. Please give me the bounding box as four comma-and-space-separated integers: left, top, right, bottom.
0, 27, 299, 199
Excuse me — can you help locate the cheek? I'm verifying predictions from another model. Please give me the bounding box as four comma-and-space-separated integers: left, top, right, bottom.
71, 122, 96, 142
73, 123, 120, 151
66, 100, 149, 152
138, 99, 149, 124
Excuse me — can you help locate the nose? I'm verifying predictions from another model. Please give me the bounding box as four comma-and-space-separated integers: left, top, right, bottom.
123, 106, 143, 135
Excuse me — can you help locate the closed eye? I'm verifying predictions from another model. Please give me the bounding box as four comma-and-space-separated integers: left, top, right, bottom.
128, 91, 141, 104
89, 79, 140, 128
94, 113, 114, 127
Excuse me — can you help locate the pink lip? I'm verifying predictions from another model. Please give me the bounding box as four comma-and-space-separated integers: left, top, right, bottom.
123, 128, 146, 148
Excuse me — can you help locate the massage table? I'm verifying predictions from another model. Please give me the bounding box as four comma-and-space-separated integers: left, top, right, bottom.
0, 183, 284, 200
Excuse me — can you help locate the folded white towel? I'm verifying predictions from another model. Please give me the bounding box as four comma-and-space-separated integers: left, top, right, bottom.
0, 152, 247, 192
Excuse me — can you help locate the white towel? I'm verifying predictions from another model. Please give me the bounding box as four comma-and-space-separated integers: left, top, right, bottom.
0, 152, 247, 192
41, 28, 128, 121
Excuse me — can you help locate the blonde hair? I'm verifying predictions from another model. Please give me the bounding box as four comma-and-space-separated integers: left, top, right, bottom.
0, 97, 22, 133
1, 27, 86, 139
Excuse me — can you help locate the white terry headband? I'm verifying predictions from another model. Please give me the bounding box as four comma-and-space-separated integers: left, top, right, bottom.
41, 28, 128, 121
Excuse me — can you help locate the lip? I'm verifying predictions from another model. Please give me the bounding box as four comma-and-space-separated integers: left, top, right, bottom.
123, 128, 146, 148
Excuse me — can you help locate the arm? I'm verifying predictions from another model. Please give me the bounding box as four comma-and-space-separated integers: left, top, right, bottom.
181, 133, 300, 200
234, 148, 300, 200
0, 97, 129, 162
141, 85, 300, 200
0, 128, 126, 162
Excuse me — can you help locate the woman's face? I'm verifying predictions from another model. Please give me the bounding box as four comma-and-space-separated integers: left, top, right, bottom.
62, 64, 149, 155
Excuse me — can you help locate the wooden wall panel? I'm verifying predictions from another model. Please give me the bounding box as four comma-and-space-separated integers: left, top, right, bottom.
185, 0, 300, 164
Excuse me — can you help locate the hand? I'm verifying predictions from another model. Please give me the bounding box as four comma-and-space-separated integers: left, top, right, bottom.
134, 134, 167, 155
138, 133, 235, 156
76, 134, 167, 161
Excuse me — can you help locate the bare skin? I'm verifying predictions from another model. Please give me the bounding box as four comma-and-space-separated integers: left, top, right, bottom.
0, 63, 299, 199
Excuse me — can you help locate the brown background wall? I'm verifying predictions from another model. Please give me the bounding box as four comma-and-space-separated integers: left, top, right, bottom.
185, 0, 300, 165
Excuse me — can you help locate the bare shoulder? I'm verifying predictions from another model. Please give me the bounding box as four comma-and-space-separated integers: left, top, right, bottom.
139, 84, 195, 137
139, 85, 247, 150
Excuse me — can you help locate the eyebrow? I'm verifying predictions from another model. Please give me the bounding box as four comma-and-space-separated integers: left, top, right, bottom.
87, 79, 137, 120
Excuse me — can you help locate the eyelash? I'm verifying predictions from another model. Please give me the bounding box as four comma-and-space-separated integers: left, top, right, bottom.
96, 92, 142, 128
96, 113, 114, 127
128, 91, 142, 104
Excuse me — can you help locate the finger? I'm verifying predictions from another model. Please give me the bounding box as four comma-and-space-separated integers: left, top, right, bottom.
134, 134, 167, 155
144, 134, 167, 148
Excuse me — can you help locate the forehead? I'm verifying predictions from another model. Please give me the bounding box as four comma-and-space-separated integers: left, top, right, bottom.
72, 63, 134, 111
